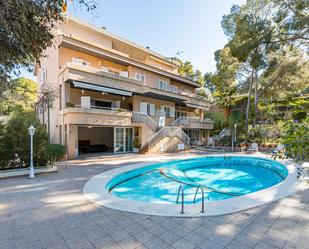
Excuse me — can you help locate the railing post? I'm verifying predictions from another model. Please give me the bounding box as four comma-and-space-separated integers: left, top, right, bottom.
181, 189, 184, 214
201, 188, 205, 213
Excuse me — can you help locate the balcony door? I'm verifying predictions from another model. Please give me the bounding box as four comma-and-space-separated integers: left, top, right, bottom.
114, 127, 133, 153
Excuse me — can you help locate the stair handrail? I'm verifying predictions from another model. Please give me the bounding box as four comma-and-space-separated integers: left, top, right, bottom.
171, 116, 187, 126
143, 126, 190, 150
219, 128, 231, 139
132, 111, 157, 131
146, 126, 168, 150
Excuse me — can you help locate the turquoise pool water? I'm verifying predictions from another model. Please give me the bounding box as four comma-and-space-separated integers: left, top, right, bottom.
106, 156, 288, 204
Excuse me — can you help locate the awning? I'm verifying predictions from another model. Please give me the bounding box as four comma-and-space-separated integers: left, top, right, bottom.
185, 103, 209, 111
73, 81, 132, 96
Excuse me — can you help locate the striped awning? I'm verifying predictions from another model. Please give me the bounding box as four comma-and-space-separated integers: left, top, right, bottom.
73, 81, 132, 96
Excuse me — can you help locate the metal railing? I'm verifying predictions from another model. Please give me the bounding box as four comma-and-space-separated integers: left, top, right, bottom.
144, 126, 190, 150
176, 185, 185, 214
132, 112, 157, 131
193, 185, 205, 213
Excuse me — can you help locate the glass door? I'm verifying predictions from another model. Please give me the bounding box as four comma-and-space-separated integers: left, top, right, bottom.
125, 128, 133, 152
115, 128, 124, 152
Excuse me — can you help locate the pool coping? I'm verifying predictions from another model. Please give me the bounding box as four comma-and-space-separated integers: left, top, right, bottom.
83, 153, 306, 217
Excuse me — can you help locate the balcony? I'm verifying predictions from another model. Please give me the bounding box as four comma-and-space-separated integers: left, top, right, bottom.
59, 63, 211, 108
172, 116, 214, 129
59, 62, 145, 94
60, 106, 134, 127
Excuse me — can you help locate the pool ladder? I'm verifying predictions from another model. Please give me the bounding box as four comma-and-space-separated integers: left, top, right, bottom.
193, 185, 205, 213
176, 185, 185, 214
176, 185, 205, 214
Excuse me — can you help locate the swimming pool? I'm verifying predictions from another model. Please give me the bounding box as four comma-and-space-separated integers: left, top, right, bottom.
106, 156, 288, 204
83, 154, 302, 216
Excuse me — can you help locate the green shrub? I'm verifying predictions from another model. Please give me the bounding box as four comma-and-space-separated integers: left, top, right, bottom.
282, 118, 309, 161
0, 111, 48, 169
44, 144, 66, 164
133, 138, 141, 148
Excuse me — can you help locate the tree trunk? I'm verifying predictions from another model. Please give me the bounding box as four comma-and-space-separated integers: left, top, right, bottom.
245, 72, 253, 134
253, 69, 259, 127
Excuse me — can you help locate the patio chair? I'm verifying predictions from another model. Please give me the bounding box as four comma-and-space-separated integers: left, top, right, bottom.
298, 162, 309, 182
247, 143, 259, 152
271, 144, 285, 158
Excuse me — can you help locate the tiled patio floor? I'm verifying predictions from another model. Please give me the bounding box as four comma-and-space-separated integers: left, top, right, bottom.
0, 153, 308, 249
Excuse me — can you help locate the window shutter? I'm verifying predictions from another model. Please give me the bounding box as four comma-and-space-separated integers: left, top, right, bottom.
81, 96, 91, 108
140, 102, 147, 114
150, 104, 155, 116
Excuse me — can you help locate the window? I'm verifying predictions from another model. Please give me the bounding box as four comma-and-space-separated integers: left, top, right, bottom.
161, 106, 175, 118
170, 85, 178, 93
140, 102, 155, 116
72, 57, 90, 67
90, 99, 112, 109
164, 107, 170, 117
159, 80, 167, 91
39, 68, 47, 84
135, 73, 145, 83
176, 111, 187, 119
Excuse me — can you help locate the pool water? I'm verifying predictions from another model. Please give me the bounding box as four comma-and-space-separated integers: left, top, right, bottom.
106, 156, 288, 204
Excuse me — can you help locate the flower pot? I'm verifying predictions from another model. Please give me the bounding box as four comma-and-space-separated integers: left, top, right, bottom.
133, 148, 140, 153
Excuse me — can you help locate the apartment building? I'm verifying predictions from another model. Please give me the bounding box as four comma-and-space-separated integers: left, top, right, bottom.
35, 17, 214, 159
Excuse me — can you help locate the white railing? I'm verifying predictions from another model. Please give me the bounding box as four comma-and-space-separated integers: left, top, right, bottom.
155, 83, 179, 94
172, 116, 214, 127
68, 62, 144, 84
132, 112, 157, 131
145, 126, 190, 150
74, 105, 128, 112
219, 128, 231, 139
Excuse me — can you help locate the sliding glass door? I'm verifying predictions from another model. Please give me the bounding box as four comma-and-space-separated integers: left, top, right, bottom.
114, 127, 133, 152
115, 128, 124, 152
125, 128, 133, 152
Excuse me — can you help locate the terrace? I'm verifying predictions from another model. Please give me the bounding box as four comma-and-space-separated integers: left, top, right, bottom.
0, 152, 308, 249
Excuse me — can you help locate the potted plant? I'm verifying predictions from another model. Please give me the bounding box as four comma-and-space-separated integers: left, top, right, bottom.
66, 102, 75, 108
133, 138, 141, 153
240, 142, 246, 152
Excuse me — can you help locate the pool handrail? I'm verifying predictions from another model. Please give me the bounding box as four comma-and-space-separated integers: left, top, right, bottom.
193, 185, 205, 213
176, 185, 185, 214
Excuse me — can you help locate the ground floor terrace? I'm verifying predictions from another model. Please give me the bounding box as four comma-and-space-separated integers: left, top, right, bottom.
1, 152, 308, 249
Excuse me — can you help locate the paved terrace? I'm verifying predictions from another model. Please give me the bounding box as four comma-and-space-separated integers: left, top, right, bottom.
0, 152, 308, 249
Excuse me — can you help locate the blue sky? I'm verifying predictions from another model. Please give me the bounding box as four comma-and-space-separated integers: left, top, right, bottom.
21, 0, 245, 81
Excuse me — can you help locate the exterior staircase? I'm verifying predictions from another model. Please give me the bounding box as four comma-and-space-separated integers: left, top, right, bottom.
140, 126, 190, 154
132, 111, 191, 154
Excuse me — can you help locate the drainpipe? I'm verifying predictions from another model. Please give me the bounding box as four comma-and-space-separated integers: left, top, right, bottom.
47, 92, 51, 144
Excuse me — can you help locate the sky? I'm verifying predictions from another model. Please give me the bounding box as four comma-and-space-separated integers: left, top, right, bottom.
21, 0, 245, 81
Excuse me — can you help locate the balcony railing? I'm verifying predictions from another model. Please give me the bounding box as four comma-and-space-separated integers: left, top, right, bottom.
172, 116, 214, 129
74, 105, 129, 112
154, 83, 179, 94
64, 63, 211, 105
66, 62, 145, 85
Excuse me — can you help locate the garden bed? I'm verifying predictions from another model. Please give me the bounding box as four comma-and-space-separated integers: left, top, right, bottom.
0, 166, 57, 179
